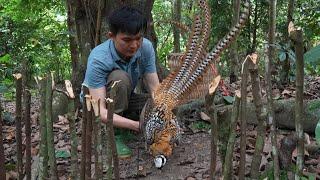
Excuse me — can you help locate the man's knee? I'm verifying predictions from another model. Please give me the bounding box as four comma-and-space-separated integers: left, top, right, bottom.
107, 70, 132, 88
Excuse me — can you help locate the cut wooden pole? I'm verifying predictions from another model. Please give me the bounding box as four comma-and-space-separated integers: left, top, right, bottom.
0, 98, 6, 180
106, 81, 120, 180
206, 75, 221, 179
223, 91, 241, 180
46, 73, 58, 179
92, 98, 103, 180
249, 53, 267, 178
24, 90, 32, 180
65, 80, 79, 179
38, 77, 49, 179
85, 94, 93, 180
239, 56, 250, 179
289, 22, 305, 178
13, 73, 23, 180
81, 87, 89, 180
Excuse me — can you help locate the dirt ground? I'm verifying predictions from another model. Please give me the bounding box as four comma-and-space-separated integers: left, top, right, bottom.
119, 132, 215, 180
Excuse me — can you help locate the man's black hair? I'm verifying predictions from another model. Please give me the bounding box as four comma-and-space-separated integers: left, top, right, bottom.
108, 6, 147, 35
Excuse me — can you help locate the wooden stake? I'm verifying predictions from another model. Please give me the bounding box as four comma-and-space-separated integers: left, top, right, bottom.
239, 56, 249, 179
0, 98, 6, 180
289, 21, 305, 178
24, 90, 32, 180
223, 91, 241, 180
249, 53, 267, 179
106, 81, 120, 180
13, 73, 23, 180
46, 73, 58, 179
38, 77, 49, 179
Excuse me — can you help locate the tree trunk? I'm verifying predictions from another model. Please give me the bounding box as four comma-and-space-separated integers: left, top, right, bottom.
173, 0, 181, 53
280, 0, 295, 85
229, 0, 240, 83
267, 0, 280, 178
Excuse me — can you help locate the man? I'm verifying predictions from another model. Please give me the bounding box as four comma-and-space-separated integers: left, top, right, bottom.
82, 6, 160, 157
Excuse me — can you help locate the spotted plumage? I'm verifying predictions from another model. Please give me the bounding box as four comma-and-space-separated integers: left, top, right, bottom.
143, 0, 250, 164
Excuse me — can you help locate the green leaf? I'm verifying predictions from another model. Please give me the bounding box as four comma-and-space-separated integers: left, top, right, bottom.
55, 150, 70, 158
0, 54, 11, 63
223, 96, 235, 104
304, 44, 320, 65
316, 120, 320, 145
278, 51, 286, 62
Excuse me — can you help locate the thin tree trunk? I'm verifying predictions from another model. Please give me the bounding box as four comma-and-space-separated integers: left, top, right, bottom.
249, 54, 267, 178
280, 0, 295, 85
46, 73, 58, 179
173, 0, 181, 53
267, 1, 280, 178
223, 92, 241, 180
38, 78, 49, 179
229, 0, 241, 83
251, 0, 259, 51
0, 99, 5, 180
238, 56, 249, 179
106, 81, 120, 180
14, 73, 23, 180
24, 90, 31, 180
289, 23, 304, 178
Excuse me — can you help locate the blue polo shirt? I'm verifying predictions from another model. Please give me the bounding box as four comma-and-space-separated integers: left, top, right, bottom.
82, 38, 156, 90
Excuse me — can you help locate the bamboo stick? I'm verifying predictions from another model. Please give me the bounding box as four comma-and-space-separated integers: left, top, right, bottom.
85, 94, 93, 180
92, 98, 103, 179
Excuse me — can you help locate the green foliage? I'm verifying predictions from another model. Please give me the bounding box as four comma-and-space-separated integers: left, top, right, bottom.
304, 44, 320, 65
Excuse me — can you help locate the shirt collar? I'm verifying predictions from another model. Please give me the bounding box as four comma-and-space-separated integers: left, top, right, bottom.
109, 39, 142, 64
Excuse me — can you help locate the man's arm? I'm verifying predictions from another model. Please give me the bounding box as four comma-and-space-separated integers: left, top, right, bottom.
89, 87, 140, 131
144, 72, 160, 98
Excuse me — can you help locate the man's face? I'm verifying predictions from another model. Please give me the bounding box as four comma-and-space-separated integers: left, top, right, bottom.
109, 32, 143, 60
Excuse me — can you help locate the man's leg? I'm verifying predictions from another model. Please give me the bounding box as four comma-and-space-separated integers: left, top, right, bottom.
106, 69, 132, 114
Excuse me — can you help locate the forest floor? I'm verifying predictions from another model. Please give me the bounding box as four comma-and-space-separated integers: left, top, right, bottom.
1, 76, 320, 179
